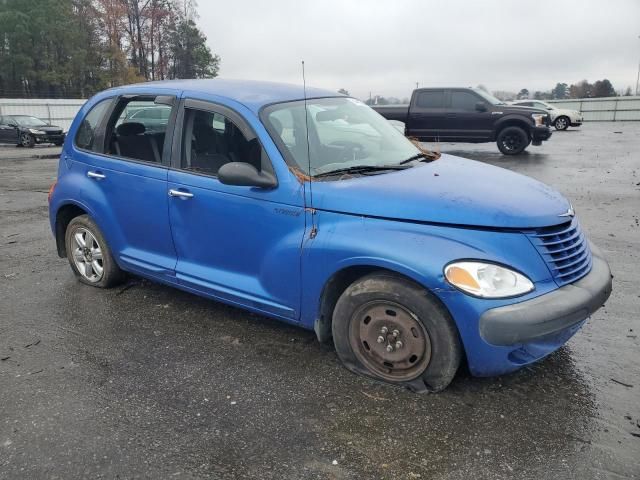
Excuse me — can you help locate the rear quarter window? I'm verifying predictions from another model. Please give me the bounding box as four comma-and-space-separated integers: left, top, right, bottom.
75, 99, 112, 152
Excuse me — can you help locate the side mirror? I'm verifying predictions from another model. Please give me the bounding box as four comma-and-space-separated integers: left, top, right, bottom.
475, 102, 488, 112
218, 162, 277, 189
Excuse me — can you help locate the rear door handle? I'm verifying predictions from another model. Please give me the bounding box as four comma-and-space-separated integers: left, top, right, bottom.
87, 171, 106, 180
168, 189, 194, 199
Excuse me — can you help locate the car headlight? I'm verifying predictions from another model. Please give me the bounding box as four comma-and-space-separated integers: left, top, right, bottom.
531, 113, 546, 127
444, 261, 534, 298
28, 129, 46, 135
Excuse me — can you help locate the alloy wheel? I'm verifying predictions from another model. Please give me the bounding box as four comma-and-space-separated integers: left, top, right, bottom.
71, 227, 104, 282
348, 300, 431, 381
501, 133, 523, 152
21, 133, 33, 147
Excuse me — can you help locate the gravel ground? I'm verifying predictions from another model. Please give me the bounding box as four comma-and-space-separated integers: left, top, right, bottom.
1, 122, 638, 479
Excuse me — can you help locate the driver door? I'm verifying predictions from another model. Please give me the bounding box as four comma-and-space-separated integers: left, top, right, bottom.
442, 89, 493, 140
167, 99, 306, 321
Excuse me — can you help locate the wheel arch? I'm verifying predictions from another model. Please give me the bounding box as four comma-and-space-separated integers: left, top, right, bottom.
54, 202, 89, 257
493, 117, 532, 140
313, 263, 457, 346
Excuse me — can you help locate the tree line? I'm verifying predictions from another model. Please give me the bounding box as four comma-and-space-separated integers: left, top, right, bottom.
505, 79, 628, 101
0, 0, 220, 98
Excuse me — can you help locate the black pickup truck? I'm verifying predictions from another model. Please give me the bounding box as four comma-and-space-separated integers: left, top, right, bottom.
372, 87, 552, 155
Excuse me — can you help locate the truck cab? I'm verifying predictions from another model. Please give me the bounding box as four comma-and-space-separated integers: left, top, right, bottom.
374, 87, 552, 155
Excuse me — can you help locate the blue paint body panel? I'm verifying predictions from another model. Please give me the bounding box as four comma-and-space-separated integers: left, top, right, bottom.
49, 79, 604, 378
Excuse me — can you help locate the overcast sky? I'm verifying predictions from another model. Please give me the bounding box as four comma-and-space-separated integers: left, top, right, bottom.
199, 0, 640, 100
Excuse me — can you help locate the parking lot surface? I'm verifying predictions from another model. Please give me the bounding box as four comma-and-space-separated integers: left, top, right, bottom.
1, 123, 639, 479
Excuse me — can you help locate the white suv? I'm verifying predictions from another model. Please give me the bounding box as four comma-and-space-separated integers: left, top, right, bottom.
512, 100, 583, 131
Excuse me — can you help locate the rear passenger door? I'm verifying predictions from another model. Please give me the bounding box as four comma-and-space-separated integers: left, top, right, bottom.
407, 90, 446, 140
74, 94, 179, 277
442, 89, 493, 140
166, 99, 305, 321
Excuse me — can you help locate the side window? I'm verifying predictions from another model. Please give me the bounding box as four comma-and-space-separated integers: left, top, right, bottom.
518, 102, 533, 107
180, 108, 263, 177
416, 91, 445, 108
104, 97, 174, 163
451, 92, 481, 111
75, 99, 111, 151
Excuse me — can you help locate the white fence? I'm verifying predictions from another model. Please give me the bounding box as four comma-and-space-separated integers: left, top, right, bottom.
1, 96, 639, 126
0, 98, 86, 131
547, 96, 640, 121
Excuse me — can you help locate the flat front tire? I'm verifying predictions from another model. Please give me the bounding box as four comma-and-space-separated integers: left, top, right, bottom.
332, 273, 462, 392
64, 214, 125, 288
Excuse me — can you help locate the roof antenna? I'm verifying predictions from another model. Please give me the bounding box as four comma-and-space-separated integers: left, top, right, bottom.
302, 60, 317, 239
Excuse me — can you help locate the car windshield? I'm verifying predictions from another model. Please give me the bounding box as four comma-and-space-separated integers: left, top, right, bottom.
262, 97, 421, 176
12, 116, 48, 127
473, 89, 505, 105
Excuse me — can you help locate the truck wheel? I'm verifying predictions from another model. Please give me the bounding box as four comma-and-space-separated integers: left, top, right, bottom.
332, 272, 462, 393
554, 116, 569, 130
497, 126, 529, 155
64, 214, 125, 288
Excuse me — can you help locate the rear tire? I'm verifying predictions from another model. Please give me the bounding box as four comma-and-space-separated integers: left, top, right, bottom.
496, 126, 529, 155
554, 116, 569, 130
64, 215, 125, 288
332, 272, 462, 393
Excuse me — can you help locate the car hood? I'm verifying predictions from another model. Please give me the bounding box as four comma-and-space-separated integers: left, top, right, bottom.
502, 105, 547, 115
310, 154, 571, 229
39, 125, 63, 132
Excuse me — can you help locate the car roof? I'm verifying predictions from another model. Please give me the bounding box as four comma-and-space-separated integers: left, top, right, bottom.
107, 78, 341, 113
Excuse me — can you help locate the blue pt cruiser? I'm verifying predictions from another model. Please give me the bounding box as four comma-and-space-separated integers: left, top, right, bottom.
48, 80, 612, 392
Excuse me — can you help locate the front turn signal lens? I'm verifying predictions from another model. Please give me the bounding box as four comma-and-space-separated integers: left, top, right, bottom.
445, 261, 534, 298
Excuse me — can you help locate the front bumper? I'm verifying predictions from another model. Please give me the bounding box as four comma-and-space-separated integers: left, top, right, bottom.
531, 125, 552, 144
35, 133, 65, 144
479, 245, 612, 346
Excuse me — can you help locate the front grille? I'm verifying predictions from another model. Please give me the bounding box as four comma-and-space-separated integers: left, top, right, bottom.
526, 218, 592, 286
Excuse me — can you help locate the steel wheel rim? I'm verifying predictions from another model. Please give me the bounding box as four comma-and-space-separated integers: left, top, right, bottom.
71, 227, 104, 282
21, 133, 32, 146
348, 300, 431, 382
502, 133, 522, 152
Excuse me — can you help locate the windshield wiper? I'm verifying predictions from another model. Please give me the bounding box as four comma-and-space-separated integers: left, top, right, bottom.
314, 164, 409, 179
399, 152, 434, 165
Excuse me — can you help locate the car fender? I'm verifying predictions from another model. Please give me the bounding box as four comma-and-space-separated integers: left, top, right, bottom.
300, 210, 553, 332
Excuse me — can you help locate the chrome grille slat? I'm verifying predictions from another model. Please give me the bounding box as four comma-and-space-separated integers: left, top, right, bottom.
526, 218, 592, 287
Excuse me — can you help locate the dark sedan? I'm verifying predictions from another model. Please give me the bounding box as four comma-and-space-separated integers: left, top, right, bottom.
0, 115, 66, 148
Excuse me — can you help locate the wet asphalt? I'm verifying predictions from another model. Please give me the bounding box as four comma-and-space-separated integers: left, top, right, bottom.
1, 123, 639, 479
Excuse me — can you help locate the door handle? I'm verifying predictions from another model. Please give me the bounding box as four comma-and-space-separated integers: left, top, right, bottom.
87, 171, 106, 180
168, 189, 194, 199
